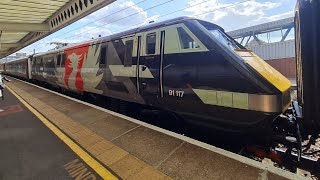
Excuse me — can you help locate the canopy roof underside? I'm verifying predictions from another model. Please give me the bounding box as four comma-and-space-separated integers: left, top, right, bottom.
0, 0, 115, 59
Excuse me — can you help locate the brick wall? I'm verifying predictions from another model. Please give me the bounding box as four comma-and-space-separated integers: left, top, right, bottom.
266, 57, 296, 78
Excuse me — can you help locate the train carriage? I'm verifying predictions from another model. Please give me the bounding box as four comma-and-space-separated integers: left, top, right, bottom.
0, 63, 4, 73
4, 57, 31, 80
6, 17, 291, 138
31, 51, 62, 85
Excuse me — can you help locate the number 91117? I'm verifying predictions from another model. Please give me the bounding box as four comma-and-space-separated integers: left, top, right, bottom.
168, 90, 184, 97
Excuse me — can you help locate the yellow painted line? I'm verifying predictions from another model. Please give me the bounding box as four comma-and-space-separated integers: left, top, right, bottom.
6, 86, 118, 180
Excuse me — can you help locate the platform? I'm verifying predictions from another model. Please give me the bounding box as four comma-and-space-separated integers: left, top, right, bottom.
0, 83, 104, 179
0, 78, 305, 180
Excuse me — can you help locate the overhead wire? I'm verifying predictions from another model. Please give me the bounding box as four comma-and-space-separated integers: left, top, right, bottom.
89, 0, 253, 40
30, 0, 252, 52
31, 0, 175, 51
32, 0, 172, 51
193, 0, 251, 17
31, 0, 148, 48
59, 0, 174, 39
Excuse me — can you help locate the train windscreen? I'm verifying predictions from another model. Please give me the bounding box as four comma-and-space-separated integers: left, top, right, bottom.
209, 29, 240, 50
198, 20, 243, 50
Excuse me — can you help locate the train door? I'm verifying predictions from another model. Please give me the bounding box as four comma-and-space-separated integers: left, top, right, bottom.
55, 53, 66, 87
137, 29, 165, 102
27, 57, 32, 79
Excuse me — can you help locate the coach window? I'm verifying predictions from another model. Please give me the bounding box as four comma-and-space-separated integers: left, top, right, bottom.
61, 53, 66, 66
47, 56, 55, 74
43, 57, 48, 71
177, 27, 199, 49
57, 54, 61, 66
100, 44, 107, 65
146, 33, 156, 54
124, 40, 133, 67
35, 58, 39, 72
22, 63, 25, 73
32, 58, 37, 72
40, 58, 44, 72
35, 58, 41, 72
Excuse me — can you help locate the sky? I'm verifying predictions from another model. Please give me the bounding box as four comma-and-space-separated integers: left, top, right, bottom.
16, 0, 296, 55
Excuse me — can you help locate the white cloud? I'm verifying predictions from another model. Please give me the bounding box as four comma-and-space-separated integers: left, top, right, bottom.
212, 10, 228, 21
83, 0, 148, 29
231, 1, 280, 16
76, 26, 113, 40
16, 0, 154, 55
257, 11, 294, 22
74, 0, 161, 39
185, 0, 292, 31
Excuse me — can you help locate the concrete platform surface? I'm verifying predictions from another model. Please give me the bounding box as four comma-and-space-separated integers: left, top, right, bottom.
3, 78, 307, 180
0, 87, 104, 180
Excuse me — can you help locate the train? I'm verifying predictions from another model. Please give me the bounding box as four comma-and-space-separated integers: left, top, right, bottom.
295, 0, 320, 136
0, 17, 291, 140
0, 63, 4, 73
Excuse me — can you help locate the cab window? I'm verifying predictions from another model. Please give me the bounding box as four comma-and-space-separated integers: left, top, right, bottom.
177, 27, 199, 49
146, 33, 156, 54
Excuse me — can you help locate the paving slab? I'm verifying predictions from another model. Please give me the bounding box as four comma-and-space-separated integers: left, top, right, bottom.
112, 126, 183, 167
54, 103, 92, 116
68, 108, 107, 125
158, 142, 260, 180
87, 116, 140, 140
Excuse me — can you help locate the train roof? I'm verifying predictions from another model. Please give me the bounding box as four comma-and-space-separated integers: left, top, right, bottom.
4, 56, 29, 64
94, 16, 224, 41
31, 17, 224, 57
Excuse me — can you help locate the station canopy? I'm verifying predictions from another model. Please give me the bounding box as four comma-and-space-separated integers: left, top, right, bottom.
0, 0, 116, 59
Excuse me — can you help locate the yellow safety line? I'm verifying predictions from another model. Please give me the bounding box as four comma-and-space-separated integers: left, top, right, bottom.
6, 86, 118, 180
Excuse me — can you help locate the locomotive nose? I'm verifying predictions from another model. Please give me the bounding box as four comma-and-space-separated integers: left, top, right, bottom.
235, 49, 291, 112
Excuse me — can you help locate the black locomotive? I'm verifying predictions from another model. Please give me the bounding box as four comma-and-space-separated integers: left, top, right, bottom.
1, 17, 291, 138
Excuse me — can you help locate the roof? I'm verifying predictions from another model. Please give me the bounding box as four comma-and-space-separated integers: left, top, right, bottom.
99, 17, 195, 39
4, 56, 29, 64
0, 0, 116, 59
